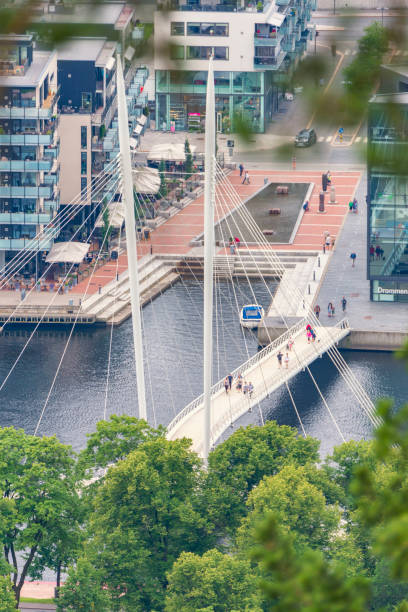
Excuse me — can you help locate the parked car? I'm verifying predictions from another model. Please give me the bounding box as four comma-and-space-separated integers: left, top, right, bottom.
295, 128, 317, 147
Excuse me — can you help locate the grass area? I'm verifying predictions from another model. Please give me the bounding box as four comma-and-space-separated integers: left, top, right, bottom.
21, 596, 55, 604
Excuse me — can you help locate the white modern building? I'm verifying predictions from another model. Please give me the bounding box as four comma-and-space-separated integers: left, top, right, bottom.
154, 0, 314, 133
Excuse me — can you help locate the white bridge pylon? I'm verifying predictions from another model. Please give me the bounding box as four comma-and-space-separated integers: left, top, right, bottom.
166, 318, 351, 457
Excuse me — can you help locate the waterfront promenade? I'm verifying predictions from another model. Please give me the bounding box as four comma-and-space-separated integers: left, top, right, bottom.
71, 168, 361, 295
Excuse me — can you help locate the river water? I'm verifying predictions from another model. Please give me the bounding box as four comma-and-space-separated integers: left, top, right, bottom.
0, 278, 406, 457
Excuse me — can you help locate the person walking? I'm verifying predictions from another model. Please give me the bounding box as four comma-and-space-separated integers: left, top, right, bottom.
224, 376, 229, 393
369, 245, 375, 260
314, 304, 321, 319
350, 252, 357, 267
236, 372, 243, 391
277, 350, 283, 368
352, 198, 358, 213
227, 373, 233, 391
287, 337, 294, 351
326, 171, 332, 186
248, 381, 254, 398
341, 296, 347, 312
229, 240, 236, 255
328, 302, 334, 317
239, 163, 244, 177
348, 200, 354, 212
284, 353, 289, 369
242, 171, 250, 185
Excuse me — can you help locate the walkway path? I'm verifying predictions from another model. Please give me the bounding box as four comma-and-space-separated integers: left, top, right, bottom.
167, 317, 350, 455
316, 173, 408, 333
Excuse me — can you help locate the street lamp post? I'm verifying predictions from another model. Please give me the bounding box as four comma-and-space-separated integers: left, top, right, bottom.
377, 6, 388, 25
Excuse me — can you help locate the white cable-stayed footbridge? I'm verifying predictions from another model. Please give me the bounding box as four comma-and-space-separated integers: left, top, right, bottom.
0, 56, 379, 459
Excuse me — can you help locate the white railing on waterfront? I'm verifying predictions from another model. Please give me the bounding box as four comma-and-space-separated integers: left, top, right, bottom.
167, 317, 350, 438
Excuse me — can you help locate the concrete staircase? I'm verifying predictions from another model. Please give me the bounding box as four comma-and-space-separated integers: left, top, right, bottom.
173, 250, 318, 279
81, 257, 179, 325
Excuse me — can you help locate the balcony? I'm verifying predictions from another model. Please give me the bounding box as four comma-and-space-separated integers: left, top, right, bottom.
0, 211, 54, 225
0, 160, 53, 172
254, 49, 286, 69
0, 134, 54, 146
0, 236, 53, 251
0, 185, 53, 198
0, 107, 54, 120
254, 33, 283, 47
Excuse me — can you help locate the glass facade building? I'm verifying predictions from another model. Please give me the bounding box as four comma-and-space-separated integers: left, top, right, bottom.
156, 70, 275, 133
154, 0, 313, 133
367, 93, 408, 302
0, 35, 59, 272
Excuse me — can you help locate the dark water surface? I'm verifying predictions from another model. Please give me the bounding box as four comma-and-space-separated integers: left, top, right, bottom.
0, 278, 406, 456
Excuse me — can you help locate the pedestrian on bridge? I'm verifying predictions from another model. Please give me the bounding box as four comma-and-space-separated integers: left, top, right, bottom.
248, 381, 254, 398
287, 337, 294, 351
236, 373, 243, 391
284, 353, 289, 369
314, 304, 321, 319
227, 373, 233, 390
224, 376, 229, 393
277, 351, 283, 368
341, 296, 347, 312
328, 302, 334, 317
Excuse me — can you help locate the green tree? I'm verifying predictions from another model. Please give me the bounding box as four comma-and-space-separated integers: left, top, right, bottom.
79, 414, 165, 470
342, 22, 389, 118
252, 514, 370, 612
57, 558, 110, 612
0, 576, 16, 612
0, 427, 80, 605
204, 421, 320, 533
159, 159, 167, 198
165, 549, 263, 612
88, 437, 211, 611
237, 464, 340, 553
101, 204, 112, 249
184, 138, 193, 179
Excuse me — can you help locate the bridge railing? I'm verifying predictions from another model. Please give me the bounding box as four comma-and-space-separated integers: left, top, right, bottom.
167, 317, 350, 440
167, 316, 309, 436
203, 317, 351, 451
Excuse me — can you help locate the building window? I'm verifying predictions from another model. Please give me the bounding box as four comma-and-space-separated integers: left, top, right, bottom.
80, 177, 87, 200
81, 152, 87, 175
171, 22, 185, 35
170, 45, 185, 60
187, 23, 228, 36
81, 92, 92, 111
186, 46, 228, 60
81, 126, 87, 149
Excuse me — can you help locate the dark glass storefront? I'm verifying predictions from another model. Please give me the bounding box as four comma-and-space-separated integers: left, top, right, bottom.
156, 70, 279, 133
367, 96, 408, 302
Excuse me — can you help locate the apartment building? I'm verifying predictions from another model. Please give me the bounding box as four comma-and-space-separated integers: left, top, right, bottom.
154, 0, 314, 133
0, 34, 59, 273
57, 37, 117, 232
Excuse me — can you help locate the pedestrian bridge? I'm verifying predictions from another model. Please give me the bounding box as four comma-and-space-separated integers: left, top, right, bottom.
166, 318, 351, 456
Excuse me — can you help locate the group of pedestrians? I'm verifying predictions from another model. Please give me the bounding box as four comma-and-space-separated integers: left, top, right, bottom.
369, 245, 385, 260
224, 372, 254, 398
348, 198, 358, 213
315, 296, 347, 319
277, 350, 290, 369
239, 164, 250, 185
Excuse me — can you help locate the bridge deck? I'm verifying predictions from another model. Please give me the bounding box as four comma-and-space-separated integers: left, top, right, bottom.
167, 319, 350, 456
